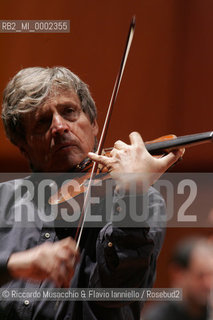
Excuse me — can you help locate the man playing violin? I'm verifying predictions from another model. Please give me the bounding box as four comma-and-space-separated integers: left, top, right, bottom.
0, 66, 183, 319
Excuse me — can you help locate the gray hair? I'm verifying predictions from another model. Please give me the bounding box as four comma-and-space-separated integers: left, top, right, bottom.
170, 237, 213, 269
2, 66, 97, 145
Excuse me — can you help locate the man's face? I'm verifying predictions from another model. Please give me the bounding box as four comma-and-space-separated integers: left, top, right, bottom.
20, 90, 98, 172
183, 247, 213, 306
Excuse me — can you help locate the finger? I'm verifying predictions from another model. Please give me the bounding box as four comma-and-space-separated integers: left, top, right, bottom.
129, 132, 144, 147
55, 241, 80, 268
110, 148, 117, 157
60, 236, 76, 246
158, 148, 185, 170
49, 258, 66, 287
114, 140, 127, 149
61, 255, 77, 288
58, 238, 79, 255
53, 265, 67, 287
61, 263, 74, 288
88, 152, 112, 166
61, 236, 77, 248
61, 267, 75, 288
53, 252, 77, 287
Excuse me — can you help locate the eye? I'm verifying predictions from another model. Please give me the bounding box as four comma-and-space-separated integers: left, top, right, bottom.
65, 108, 74, 113
38, 117, 48, 124
62, 106, 80, 120
33, 116, 51, 133
37, 117, 51, 127
61, 106, 75, 115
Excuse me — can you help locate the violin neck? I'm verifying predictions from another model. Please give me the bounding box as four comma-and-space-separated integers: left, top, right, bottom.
145, 131, 213, 155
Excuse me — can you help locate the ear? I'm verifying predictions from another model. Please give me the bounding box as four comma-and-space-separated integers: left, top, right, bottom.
92, 119, 99, 136
169, 264, 186, 287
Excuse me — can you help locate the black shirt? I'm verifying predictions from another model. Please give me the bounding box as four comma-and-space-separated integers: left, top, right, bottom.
0, 176, 166, 320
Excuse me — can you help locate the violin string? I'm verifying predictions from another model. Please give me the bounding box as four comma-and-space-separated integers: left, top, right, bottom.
75, 16, 136, 250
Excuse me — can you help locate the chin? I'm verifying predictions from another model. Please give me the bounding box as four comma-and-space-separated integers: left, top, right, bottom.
51, 157, 85, 172
66, 153, 86, 167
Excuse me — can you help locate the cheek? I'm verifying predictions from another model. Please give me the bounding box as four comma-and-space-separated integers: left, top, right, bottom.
76, 123, 96, 146
28, 133, 45, 146
85, 130, 96, 149
27, 137, 48, 158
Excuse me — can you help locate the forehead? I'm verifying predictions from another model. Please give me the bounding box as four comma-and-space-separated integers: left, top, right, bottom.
36, 90, 81, 114
190, 246, 213, 272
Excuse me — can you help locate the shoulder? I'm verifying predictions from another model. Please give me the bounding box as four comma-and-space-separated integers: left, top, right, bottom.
0, 176, 31, 191
0, 176, 32, 221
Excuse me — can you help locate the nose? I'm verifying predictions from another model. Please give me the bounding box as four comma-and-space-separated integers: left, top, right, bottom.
51, 113, 69, 136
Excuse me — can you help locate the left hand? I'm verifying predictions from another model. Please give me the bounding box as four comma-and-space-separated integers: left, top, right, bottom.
88, 132, 184, 193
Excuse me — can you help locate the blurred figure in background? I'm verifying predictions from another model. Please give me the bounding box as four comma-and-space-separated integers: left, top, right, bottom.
142, 237, 213, 320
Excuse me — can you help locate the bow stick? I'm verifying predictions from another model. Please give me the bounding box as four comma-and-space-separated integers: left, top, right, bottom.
75, 16, 136, 249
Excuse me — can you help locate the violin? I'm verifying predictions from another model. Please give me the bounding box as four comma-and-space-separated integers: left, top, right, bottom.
49, 130, 213, 205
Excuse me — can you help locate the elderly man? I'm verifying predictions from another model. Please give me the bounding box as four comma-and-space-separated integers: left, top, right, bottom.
143, 237, 213, 320
0, 67, 183, 319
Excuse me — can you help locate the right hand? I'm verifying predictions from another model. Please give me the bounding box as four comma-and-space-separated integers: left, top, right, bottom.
7, 237, 79, 287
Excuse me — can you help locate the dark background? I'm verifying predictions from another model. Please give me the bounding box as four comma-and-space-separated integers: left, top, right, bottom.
0, 0, 212, 290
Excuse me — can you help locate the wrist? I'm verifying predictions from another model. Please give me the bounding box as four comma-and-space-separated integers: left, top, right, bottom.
7, 251, 33, 279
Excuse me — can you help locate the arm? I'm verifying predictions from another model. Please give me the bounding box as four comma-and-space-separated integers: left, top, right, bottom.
0, 179, 79, 288
0, 243, 13, 286
7, 237, 79, 287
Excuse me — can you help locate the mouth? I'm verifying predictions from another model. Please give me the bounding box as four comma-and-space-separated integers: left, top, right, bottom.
54, 143, 76, 154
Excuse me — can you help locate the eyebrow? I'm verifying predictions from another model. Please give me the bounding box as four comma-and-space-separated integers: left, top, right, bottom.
56, 102, 81, 109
